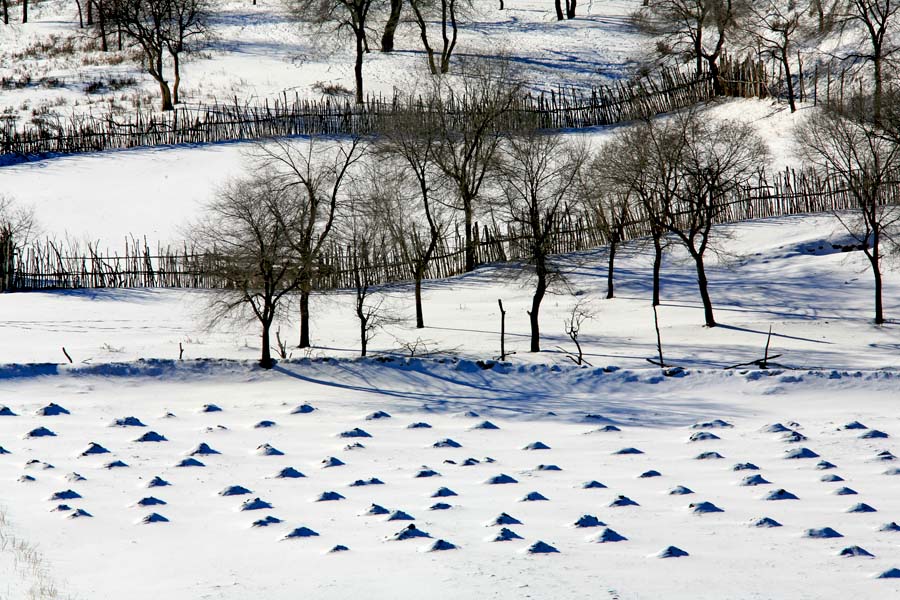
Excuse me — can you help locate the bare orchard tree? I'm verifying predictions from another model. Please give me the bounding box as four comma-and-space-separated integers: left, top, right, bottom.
796, 107, 900, 324
374, 115, 448, 328
190, 174, 303, 369
165, 0, 215, 105
740, 0, 803, 112
659, 112, 768, 327
496, 130, 587, 352
431, 58, 524, 272
407, 0, 472, 73
0, 196, 37, 292
286, 0, 380, 104
252, 136, 366, 348
836, 0, 900, 124
109, 0, 177, 110
634, 0, 747, 94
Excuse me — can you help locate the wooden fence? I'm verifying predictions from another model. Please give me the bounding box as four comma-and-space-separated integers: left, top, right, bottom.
0, 59, 772, 161
4, 166, 885, 294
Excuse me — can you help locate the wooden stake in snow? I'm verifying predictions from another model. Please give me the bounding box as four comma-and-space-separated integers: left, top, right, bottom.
62, 347, 73, 364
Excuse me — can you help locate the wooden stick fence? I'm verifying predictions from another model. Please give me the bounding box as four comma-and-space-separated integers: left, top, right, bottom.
4, 166, 889, 294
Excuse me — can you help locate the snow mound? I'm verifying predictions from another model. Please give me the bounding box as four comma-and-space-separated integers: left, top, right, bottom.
364, 504, 390, 516
573, 515, 605, 528
689, 432, 720, 442
455, 411, 480, 418
135, 496, 166, 507
741, 474, 771, 486
859, 430, 889, 439
613, 447, 643, 455
804, 527, 843, 539
274, 467, 305, 479
134, 431, 167, 442
833, 487, 857, 495
104, 460, 129, 469
426, 539, 458, 552
525, 541, 559, 554
328, 545, 349, 553
391, 525, 430, 541
140, 513, 169, 524
752, 517, 782, 528
290, 404, 316, 414
588, 425, 622, 433
884, 467, 900, 475
321, 456, 345, 468
669, 485, 694, 495
846, 503, 877, 513
188, 443, 220, 456
37, 403, 70, 416
366, 411, 391, 420
733, 462, 760, 471
406, 422, 432, 429
241, 498, 273, 511
414, 468, 440, 478
764, 489, 799, 501
523, 441, 551, 450
316, 491, 345, 502
256, 444, 284, 456
841, 421, 868, 430
816, 460, 838, 470
18, 475, 35, 482
49, 489, 81, 501
0, 405, 17, 416
639, 470, 662, 478
147, 476, 170, 487
26, 426, 56, 438
821, 474, 845, 482
470, 421, 500, 430
876, 568, 900, 579
26, 459, 54, 470
762, 423, 791, 433
51, 504, 72, 512
80, 442, 110, 456
66, 472, 85, 482
488, 513, 522, 526
520, 491, 549, 502
878, 522, 900, 532
692, 419, 733, 429
432, 487, 457, 498
200, 404, 222, 413
349, 478, 384, 487
873, 450, 896, 461
695, 451, 725, 460
433, 438, 462, 448
344, 442, 365, 451
284, 527, 319, 539
610, 495, 639, 507
252, 516, 283, 527
0, 446, 9, 454
581, 480, 607, 489
254, 420, 276, 429
591, 528, 627, 543
430, 503, 452, 510
657, 546, 689, 558
784, 448, 819, 459
690, 501, 724, 514
220, 485, 252, 496
68, 509, 92, 519
782, 431, 808, 443
338, 428, 371, 439
111, 417, 146, 427
839, 546, 874, 557
492, 527, 523, 542
461, 458, 481, 466
176, 458, 205, 467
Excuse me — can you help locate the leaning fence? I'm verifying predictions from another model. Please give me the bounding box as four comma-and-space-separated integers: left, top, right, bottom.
2, 166, 885, 294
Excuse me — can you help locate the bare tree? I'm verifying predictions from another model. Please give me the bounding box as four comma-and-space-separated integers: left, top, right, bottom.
741, 0, 803, 112
659, 112, 768, 327
190, 174, 303, 369
408, 0, 472, 73
374, 114, 448, 328
496, 130, 586, 352
165, 0, 214, 105
347, 219, 392, 357
252, 137, 366, 348
286, 0, 380, 104
836, 0, 900, 124
634, 0, 747, 94
381, 0, 402, 51
431, 58, 524, 272
796, 107, 900, 324
0, 196, 37, 293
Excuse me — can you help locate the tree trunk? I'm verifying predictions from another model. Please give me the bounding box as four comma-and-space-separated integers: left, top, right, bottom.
21, 0, 26, 23
358, 313, 368, 356
464, 200, 476, 272
76, 0, 84, 28
298, 288, 311, 348
158, 78, 174, 111
606, 239, 617, 299
566, 0, 576, 19
707, 56, 723, 95
652, 233, 662, 307
870, 234, 884, 325
381, 0, 403, 52
782, 49, 796, 113
260, 318, 273, 369
97, 0, 107, 52
354, 28, 365, 104
554, 0, 563, 20
172, 51, 181, 104
693, 252, 716, 327
414, 272, 425, 328
2, 0, 8, 25
873, 54, 883, 125
529, 270, 547, 352
87, 0, 93, 26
